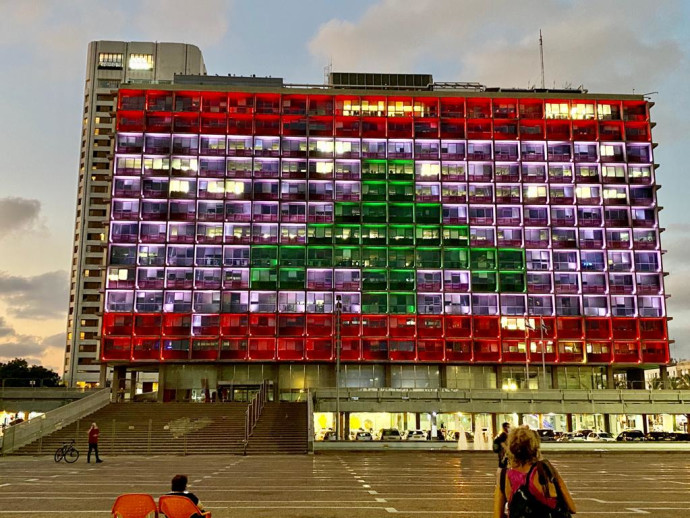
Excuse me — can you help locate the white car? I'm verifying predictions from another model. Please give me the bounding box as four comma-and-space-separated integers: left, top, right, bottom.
586, 431, 615, 442
379, 428, 403, 441
406, 430, 427, 441
354, 431, 373, 441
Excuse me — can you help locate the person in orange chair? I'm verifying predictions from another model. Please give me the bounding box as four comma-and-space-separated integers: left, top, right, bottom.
167, 474, 206, 512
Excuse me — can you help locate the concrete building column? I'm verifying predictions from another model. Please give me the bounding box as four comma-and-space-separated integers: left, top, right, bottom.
642, 414, 649, 434
606, 366, 615, 389
415, 413, 421, 429
344, 412, 350, 439
603, 414, 611, 434
551, 367, 559, 389
495, 366, 503, 389
157, 366, 166, 402
439, 365, 448, 388
491, 413, 498, 436
566, 414, 574, 432
385, 365, 393, 388
98, 364, 108, 388
660, 365, 669, 389
129, 371, 138, 401
111, 366, 126, 402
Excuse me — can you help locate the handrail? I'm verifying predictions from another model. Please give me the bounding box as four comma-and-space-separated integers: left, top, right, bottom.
1, 388, 110, 455
243, 380, 269, 454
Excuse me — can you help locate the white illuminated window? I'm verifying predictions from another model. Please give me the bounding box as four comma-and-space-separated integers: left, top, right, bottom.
128, 54, 153, 71
597, 104, 612, 119
98, 53, 123, 68
570, 103, 595, 120
169, 180, 190, 193
226, 181, 245, 195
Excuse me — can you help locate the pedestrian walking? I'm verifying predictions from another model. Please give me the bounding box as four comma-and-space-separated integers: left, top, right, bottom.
493, 422, 511, 468
493, 425, 576, 517
87, 422, 103, 463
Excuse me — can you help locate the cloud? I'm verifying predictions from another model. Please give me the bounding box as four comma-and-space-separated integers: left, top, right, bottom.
0, 320, 66, 372
309, 0, 685, 92
0, 270, 69, 319
0, 197, 41, 239
134, 0, 231, 49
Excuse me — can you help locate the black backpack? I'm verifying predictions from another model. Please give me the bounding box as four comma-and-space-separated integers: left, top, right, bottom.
501, 462, 572, 518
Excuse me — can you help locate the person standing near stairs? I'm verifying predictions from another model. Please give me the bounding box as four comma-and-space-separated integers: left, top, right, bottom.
87, 422, 103, 463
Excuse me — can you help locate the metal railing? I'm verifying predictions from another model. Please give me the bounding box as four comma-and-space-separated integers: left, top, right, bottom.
1, 389, 110, 455
243, 380, 269, 454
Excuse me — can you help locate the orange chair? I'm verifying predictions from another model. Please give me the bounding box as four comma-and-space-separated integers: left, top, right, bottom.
159, 495, 211, 518
111, 493, 158, 518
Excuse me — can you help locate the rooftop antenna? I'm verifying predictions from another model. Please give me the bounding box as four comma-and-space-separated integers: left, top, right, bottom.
539, 30, 545, 89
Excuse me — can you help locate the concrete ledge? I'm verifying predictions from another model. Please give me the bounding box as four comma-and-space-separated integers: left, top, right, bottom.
314, 441, 690, 453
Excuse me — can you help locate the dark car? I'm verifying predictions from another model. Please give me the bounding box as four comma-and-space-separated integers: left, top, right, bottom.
645, 431, 672, 441
537, 429, 557, 442
670, 432, 690, 442
616, 430, 645, 442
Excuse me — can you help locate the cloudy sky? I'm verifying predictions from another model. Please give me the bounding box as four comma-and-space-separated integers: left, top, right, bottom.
0, 0, 689, 372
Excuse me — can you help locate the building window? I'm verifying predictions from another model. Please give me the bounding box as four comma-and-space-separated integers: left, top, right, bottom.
98, 53, 123, 69
128, 54, 153, 71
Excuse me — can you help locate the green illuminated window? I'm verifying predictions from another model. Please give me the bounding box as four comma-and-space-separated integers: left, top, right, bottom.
389, 203, 414, 223
363, 269, 388, 290
334, 246, 361, 267
470, 248, 497, 270
362, 247, 387, 267
388, 181, 414, 202
362, 203, 387, 222
471, 271, 498, 292
390, 269, 415, 290
334, 203, 361, 223
362, 225, 387, 245
250, 246, 277, 267
362, 181, 387, 201
415, 203, 441, 224
307, 224, 333, 245
279, 246, 305, 267
443, 226, 469, 246
278, 268, 305, 289
335, 224, 361, 245
388, 225, 414, 245
416, 248, 441, 268
499, 272, 526, 292
415, 225, 441, 246
498, 249, 525, 271
307, 246, 333, 267
388, 160, 414, 181
250, 268, 277, 289
389, 247, 415, 268
362, 292, 388, 314
389, 292, 416, 314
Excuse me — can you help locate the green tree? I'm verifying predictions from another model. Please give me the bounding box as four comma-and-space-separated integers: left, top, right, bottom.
0, 358, 61, 387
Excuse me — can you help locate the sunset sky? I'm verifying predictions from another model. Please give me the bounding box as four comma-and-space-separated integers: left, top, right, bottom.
0, 0, 689, 372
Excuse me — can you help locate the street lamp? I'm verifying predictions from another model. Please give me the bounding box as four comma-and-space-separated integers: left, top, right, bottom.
335, 295, 342, 440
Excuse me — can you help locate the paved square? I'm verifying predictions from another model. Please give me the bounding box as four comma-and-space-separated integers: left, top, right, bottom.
0, 452, 688, 517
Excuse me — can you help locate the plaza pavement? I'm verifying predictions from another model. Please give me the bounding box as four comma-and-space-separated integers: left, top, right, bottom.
0, 452, 688, 517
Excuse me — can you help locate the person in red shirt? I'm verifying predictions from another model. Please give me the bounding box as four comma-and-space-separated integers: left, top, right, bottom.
87, 422, 103, 463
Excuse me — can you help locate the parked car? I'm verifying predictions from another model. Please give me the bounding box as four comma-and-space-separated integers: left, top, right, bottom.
574, 429, 594, 439
616, 430, 645, 442
557, 432, 574, 442
586, 431, 616, 442
536, 429, 557, 442
645, 431, 673, 441
354, 431, 373, 441
322, 431, 338, 441
405, 430, 427, 441
670, 432, 690, 442
379, 428, 403, 441
570, 431, 588, 442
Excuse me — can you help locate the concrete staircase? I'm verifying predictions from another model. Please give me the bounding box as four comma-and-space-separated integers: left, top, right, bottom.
245, 402, 308, 455
14, 403, 248, 456
14, 401, 309, 456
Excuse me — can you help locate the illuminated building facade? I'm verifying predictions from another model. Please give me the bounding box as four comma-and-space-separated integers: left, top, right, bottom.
100, 73, 669, 398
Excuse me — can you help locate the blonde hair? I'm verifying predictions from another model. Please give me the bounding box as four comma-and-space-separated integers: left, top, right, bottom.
506, 425, 541, 467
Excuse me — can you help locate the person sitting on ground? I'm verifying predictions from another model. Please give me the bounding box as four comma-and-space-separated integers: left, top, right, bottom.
167, 474, 207, 512
493, 425, 576, 518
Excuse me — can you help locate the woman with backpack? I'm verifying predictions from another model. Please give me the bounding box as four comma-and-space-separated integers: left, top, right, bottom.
493, 425, 576, 518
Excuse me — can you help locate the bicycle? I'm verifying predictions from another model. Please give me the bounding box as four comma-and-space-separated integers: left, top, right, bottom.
54, 439, 80, 463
